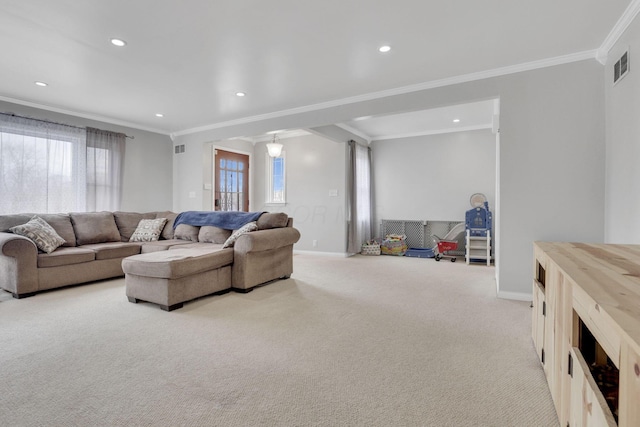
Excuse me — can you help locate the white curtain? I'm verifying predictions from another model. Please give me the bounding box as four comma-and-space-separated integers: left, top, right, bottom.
346, 140, 373, 254
0, 115, 86, 214
86, 127, 125, 212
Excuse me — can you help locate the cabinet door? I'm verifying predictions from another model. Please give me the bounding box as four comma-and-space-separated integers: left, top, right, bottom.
532, 280, 545, 363
619, 341, 640, 426
569, 348, 617, 427
554, 273, 573, 426
543, 265, 558, 392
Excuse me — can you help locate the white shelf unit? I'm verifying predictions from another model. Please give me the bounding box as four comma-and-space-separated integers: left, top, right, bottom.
465, 229, 491, 266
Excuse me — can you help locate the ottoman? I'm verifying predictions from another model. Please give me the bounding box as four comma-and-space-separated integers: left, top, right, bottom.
122, 247, 233, 311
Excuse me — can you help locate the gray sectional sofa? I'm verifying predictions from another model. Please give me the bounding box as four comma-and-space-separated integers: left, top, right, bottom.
0, 211, 300, 308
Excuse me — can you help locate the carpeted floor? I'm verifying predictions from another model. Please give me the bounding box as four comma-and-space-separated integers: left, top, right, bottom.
0, 254, 559, 426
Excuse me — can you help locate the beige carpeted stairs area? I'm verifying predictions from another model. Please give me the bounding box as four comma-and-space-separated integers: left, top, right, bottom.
0, 253, 559, 426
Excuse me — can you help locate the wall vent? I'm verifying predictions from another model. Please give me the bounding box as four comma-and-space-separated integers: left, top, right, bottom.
613, 49, 629, 85
174, 144, 185, 154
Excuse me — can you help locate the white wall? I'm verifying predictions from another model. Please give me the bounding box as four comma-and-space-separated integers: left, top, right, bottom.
604, 15, 640, 243
0, 100, 173, 212
371, 129, 496, 229
253, 134, 347, 253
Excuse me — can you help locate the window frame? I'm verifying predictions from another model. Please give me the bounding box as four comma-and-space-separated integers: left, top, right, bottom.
265, 151, 286, 205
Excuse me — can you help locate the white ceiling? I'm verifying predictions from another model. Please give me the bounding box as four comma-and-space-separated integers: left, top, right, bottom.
0, 0, 633, 136
340, 100, 496, 142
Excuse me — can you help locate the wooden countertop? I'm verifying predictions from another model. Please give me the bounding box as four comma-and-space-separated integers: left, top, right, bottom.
534, 241, 640, 356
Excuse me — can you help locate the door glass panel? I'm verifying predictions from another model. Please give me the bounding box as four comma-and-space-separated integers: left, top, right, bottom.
215, 150, 249, 211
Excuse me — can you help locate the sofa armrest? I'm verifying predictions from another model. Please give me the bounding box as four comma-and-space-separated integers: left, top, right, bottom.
234, 227, 301, 253
0, 232, 39, 296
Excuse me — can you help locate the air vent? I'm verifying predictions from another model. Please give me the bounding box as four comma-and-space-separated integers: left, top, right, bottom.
174, 144, 185, 154
613, 49, 629, 85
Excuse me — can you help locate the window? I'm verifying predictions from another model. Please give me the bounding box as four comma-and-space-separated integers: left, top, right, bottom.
266, 152, 286, 204
0, 116, 86, 214
0, 115, 125, 214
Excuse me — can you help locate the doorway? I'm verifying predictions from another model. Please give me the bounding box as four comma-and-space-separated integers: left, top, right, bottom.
214, 149, 249, 211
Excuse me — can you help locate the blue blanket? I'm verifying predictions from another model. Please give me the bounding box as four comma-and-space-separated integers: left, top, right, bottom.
173, 211, 263, 230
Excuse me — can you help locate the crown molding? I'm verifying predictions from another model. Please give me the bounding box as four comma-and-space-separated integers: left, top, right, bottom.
596, 0, 640, 64
372, 124, 492, 142
0, 95, 170, 136
173, 49, 598, 138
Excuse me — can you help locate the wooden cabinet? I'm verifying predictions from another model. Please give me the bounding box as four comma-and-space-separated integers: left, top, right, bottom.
533, 242, 640, 427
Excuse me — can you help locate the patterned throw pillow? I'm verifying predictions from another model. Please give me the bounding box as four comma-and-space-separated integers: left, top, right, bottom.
10, 215, 66, 254
129, 218, 168, 242
222, 221, 258, 248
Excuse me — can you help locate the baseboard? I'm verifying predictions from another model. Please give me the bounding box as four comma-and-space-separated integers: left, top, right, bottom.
497, 290, 532, 302
293, 250, 349, 257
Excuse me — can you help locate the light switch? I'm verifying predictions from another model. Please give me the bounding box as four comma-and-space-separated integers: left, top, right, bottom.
188, 191, 196, 198
329, 189, 338, 197
204, 183, 212, 190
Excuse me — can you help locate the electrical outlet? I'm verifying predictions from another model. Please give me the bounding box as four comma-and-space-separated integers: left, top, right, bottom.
312, 240, 318, 247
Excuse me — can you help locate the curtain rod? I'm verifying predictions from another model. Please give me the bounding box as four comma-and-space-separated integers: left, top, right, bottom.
0, 112, 135, 139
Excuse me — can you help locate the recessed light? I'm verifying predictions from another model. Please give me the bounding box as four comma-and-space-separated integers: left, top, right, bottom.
378, 45, 391, 53
155, 113, 164, 118
453, 119, 461, 123
34, 81, 48, 87
110, 38, 127, 47
236, 92, 246, 97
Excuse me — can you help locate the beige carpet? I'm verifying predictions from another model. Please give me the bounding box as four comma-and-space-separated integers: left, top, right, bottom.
0, 254, 558, 426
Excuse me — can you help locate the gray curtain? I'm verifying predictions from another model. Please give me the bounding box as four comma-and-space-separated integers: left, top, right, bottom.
346, 140, 373, 254
86, 127, 125, 212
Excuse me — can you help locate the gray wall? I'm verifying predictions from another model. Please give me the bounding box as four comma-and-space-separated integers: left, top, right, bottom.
171, 137, 254, 212
253, 134, 347, 253
0, 100, 173, 212
604, 16, 640, 243
173, 58, 606, 299
371, 129, 496, 229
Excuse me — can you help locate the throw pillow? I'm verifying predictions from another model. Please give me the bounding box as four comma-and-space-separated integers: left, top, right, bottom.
10, 215, 66, 254
222, 221, 258, 248
129, 218, 168, 242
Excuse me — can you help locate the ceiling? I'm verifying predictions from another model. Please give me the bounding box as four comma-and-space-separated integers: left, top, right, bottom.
0, 1, 633, 136
340, 100, 496, 142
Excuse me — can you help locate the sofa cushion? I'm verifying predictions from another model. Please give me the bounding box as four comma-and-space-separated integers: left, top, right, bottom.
168, 242, 225, 250
81, 242, 142, 260
114, 211, 157, 242
140, 239, 194, 253
10, 216, 66, 254
122, 247, 233, 279
37, 247, 95, 268
198, 226, 232, 244
222, 221, 258, 248
155, 211, 178, 240
70, 212, 121, 245
39, 214, 77, 247
0, 214, 32, 232
174, 224, 200, 242
130, 218, 168, 242
257, 212, 289, 230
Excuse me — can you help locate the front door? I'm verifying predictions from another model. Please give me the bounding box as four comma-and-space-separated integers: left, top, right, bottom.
214, 149, 249, 211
